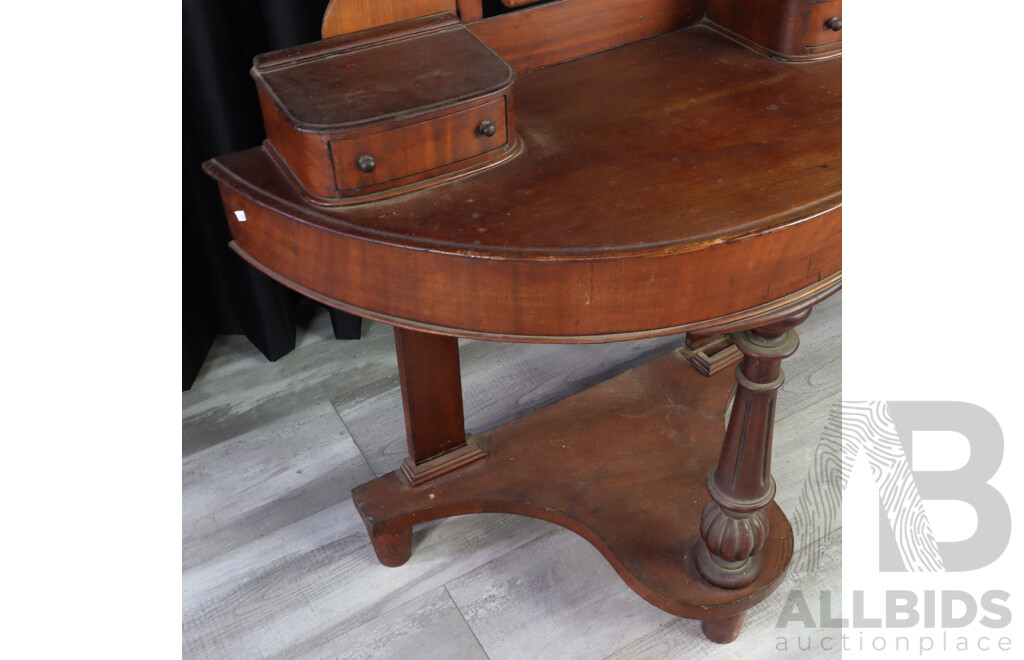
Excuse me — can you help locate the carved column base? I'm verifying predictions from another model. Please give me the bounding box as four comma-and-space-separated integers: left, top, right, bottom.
696, 547, 761, 590
696, 499, 768, 588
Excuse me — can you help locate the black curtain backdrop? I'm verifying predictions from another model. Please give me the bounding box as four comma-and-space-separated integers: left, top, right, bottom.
183, 0, 351, 390
182, 1, 523, 390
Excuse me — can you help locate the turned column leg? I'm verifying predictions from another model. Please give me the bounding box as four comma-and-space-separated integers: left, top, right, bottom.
696, 310, 810, 596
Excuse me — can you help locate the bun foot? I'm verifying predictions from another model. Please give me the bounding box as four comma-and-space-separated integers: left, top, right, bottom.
701, 611, 748, 644
369, 527, 412, 567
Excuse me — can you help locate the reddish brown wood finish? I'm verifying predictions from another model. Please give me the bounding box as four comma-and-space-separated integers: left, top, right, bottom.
680, 333, 742, 377
394, 327, 468, 464
702, 612, 748, 644
686, 331, 718, 346
455, 0, 483, 22
326, 98, 512, 194
393, 325, 487, 486
204, 7, 842, 645
321, 0, 455, 38
400, 436, 486, 487
252, 17, 517, 204
468, 0, 705, 73
707, 0, 842, 61
205, 26, 841, 342
352, 351, 796, 620
697, 312, 808, 590
367, 527, 413, 567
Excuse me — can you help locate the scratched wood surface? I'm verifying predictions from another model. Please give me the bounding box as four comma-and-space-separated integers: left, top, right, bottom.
182, 293, 840, 658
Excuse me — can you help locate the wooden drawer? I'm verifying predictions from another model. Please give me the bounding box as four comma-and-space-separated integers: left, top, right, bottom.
331, 98, 508, 191
251, 15, 520, 205
707, 0, 842, 61
804, 1, 842, 48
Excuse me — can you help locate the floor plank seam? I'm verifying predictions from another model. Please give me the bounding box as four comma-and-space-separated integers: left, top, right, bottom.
332, 407, 378, 480
444, 584, 493, 660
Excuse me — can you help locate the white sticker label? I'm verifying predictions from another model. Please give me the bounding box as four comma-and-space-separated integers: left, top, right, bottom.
234, 210, 247, 222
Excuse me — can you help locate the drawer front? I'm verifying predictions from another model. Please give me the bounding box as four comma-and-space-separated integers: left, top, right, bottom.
804, 1, 842, 48
707, 0, 841, 59
331, 98, 508, 190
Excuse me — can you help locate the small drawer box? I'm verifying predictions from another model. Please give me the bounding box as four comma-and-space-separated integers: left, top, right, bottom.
707, 0, 842, 61
251, 14, 520, 205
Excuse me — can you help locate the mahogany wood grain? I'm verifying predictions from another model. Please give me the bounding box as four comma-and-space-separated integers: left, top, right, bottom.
697, 313, 807, 589
394, 327, 468, 464
686, 332, 719, 347
204, 26, 841, 341
203, 5, 844, 645
321, 0, 455, 38
455, 0, 483, 22
255, 21, 511, 131
680, 334, 742, 377
707, 0, 842, 61
328, 99, 509, 188
367, 527, 413, 567
227, 241, 839, 344
255, 14, 464, 203
352, 352, 795, 620
701, 612, 748, 644
253, 19, 517, 204
400, 436, 487, 486
468, 0, 704, 73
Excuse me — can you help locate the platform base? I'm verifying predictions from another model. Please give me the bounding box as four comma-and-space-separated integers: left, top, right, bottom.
352, 348, 794, 637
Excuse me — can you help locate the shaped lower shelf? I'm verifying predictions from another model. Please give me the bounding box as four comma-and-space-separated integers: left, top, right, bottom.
352, 348, 793, 620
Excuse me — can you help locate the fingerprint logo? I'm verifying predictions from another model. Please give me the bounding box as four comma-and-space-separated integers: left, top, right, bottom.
788, 402, 842, 575
790, 401, 950, 573
841, 401, 944, 572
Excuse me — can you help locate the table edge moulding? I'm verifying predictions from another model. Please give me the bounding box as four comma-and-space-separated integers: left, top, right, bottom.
202, 0, 841, 644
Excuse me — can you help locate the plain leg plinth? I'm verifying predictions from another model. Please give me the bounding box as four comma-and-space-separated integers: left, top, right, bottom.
352, 349, 794, 630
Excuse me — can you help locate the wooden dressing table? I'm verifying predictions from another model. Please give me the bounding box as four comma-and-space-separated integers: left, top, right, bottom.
203, 0, 840, 643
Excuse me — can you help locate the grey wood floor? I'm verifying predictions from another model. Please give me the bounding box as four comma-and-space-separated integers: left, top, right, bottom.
183, 293, 841, 659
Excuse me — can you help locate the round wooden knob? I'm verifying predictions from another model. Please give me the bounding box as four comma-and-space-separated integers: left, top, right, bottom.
826, 16, 842, 31
476, 121, 497, 138
357, 154, 376, 173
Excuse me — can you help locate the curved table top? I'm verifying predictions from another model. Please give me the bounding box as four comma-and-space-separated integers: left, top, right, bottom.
205, 25, 841, 341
